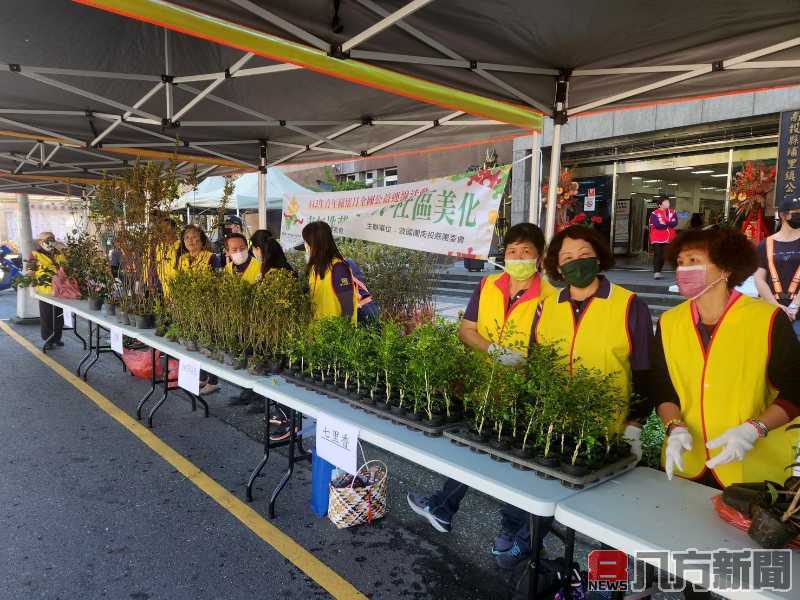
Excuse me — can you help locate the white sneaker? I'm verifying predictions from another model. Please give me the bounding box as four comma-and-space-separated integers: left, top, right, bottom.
654, 272, 662, 280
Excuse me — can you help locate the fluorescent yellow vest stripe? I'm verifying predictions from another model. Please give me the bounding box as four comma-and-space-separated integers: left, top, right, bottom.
225, 257, 261, 284
177, 250, 213, 273
32, 250, 64, 295
309, 259, 358, 324
475, 273, 554, 354
660, 295, 799, 487
536, 283, 635, 432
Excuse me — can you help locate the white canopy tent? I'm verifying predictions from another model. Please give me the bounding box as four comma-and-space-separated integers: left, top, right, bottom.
172, 168, 310, 212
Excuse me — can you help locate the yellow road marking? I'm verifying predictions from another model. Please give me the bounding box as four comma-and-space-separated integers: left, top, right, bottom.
0, 321, 366, 600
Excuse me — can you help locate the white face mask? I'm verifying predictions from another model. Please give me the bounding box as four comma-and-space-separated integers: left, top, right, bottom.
304, 243, 311, 264
41, 241, 54, 251
230, 250, 249, 266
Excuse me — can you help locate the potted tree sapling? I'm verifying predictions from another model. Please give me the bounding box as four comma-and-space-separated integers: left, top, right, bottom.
517, 342, 563, 459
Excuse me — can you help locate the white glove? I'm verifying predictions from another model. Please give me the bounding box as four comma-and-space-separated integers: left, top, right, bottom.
487, 343, 525, 366
623, 424, 642, 461
665, 426, 693, 480
705, 422, 760, 470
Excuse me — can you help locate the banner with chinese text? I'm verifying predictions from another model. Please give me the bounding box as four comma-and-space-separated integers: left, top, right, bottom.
280, 166, 509, 259
776, 109, 800, 210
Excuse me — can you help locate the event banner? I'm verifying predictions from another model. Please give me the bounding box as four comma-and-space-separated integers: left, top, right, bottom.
776, 109, 800, 209
280, 166, 509, 259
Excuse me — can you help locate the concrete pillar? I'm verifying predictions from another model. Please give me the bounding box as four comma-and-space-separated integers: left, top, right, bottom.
15, 193, 38, 321
258, 169, 267, 230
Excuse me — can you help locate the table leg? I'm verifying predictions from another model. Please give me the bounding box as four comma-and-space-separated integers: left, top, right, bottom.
71, 315, 86, 350
528, 514, 545, 599
82, 321, 101, 381
41, 302, 56, 353
76, 321, 94, 376
561, 527, 576, 600
246, 396, 272, 502
136, 347, 157, 421
268, 408, 299, 519
147, 353, 170, 428
180, 388, 207, 417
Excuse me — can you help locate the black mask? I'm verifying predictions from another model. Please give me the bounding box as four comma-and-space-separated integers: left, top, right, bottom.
787, 214, 800, 230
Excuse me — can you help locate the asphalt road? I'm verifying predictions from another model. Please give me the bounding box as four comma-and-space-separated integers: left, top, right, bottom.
0, 290, 600, 599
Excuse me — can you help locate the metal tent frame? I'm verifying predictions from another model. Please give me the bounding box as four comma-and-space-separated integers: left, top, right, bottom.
0, 0, 798, 238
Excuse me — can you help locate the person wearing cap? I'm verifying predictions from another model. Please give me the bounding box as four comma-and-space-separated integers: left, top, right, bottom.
31, 232, 66, 349
301, 221, 358, 323
223, 232, 261, 284
755, 196, 800, 336
649, 196, 678, 280
652, 227, 800, 492
406, 223, 558, 570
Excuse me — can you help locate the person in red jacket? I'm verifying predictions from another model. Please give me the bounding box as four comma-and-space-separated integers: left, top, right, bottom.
649, 196, 679, 279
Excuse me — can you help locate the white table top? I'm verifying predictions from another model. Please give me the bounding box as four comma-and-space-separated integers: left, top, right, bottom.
555, 467, 799, 599
39, 294, 577, 516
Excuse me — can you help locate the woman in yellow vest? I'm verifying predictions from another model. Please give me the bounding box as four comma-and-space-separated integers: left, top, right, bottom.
176, 224, 218, 395
301, 221, 358, 323
176, 225, 214, 273
536, 225, 654, 443
407, 223, 559, 569
32, 232, 66, 349
222, 232, 261, 284
155, 217, 181, 297
652, 227, 800, 488
250, 230, 297, 280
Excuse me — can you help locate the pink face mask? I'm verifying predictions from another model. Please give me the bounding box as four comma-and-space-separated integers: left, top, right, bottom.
676, 265, 724, 300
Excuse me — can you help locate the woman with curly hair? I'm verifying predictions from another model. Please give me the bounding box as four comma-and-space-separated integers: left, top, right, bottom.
652, 227, 800, 488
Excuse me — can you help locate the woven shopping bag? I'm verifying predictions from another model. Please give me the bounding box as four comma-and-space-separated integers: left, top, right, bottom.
328, 458, 388, 529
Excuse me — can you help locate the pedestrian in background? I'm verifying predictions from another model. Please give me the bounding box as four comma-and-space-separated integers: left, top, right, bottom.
649, 196, 678, 280
755, 196, 800, 336
31, 232, 66, 349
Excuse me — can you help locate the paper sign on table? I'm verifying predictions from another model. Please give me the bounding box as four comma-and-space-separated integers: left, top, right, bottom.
178, 357, 201, 395
110, 326, 124, 354
316, 415, 360, 475
62, 308, 74, 328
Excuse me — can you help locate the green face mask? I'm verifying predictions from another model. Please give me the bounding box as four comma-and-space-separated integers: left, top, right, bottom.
504, 259, 538, 281
560, 257, 599, 288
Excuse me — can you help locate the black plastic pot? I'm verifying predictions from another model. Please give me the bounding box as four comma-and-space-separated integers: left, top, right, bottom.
488, 436, 513, 452
231, 356, 246, 370
748, 503, 798, 548
445, 410, 464, 424
133, 313, 154, 329
154, 326, 166, 338
104, 303, 116, 316
560, 460, 590, 477
183, 339, 198, 352
723, 485, 764, 518
359, 393, 376, 407
87, 297, 103, 311
406, 410, 423, 422
389, 403, 406, 416
533, 453, 560, 468
200, 346, 214, 359
212, 349, 225, 363
268, 359, 283, 374
247, 357, 267, 376
119, 312, 130, 326
511, 444, 535, 460
464, 428, 489, 444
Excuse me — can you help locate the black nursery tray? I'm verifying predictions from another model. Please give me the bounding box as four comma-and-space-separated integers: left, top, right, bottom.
443, 428, 638, 489
282, 373, 464, 437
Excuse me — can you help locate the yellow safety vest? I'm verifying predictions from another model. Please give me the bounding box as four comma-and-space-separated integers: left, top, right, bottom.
309, 258, 358, 323
224, 256, 261, 284
659, 294, 799, 488
177, 250, 214, 273
32, 249, 65, 295
535, 282, 635, 433
156, 241, 180, 296
475, 272, 555, 354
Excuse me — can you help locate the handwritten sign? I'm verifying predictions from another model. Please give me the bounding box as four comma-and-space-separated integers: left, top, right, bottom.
109, 326, 124, 354
316, 415, 360, 475
178, 357, 201, 395
584, 187, 596, 212
62, 308, 74, 328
